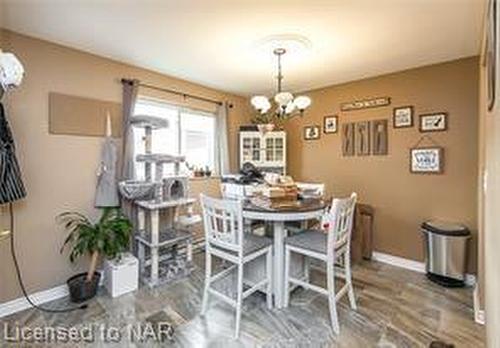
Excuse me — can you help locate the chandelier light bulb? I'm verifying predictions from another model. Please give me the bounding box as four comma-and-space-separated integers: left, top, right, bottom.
294, 95, 312, 111
261, 98, 271, 113
285, 101, 296, 114
274, 92, 294, 107
251, 95, 271, 113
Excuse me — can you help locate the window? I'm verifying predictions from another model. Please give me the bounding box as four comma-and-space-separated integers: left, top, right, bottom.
133, 98, 216, 179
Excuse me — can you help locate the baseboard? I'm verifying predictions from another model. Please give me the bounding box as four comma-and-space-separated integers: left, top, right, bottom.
473, 284, 486, 325
372, 251, 477, 287
372, 251, 426, 273
0, 284, 69, 318
475, 309, 485, 325
465, 274, 477, 287
0, 269, 110, 319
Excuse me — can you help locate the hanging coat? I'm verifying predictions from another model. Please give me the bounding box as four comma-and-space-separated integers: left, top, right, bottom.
94, 136, 119, 208
0, 103, 26, 204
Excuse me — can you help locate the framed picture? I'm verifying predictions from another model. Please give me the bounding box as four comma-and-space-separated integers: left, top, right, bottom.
410, 147, 444, 174
304, 125, 321, 140
342, 123, 355, 156
356, 121, 371, 156
393, 106, 414, 128
419, 113, 448, 132
372, 119, 388, 155
323, 115, 338, 134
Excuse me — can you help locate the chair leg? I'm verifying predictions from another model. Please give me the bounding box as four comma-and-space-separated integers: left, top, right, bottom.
266, 248, 273, 309
304, 255, 310, 283
234, 262, 244, 339
344, 250, 357, 310
201, 250, 212, 316
284, 247, 291, 307
327, 261, 340, 335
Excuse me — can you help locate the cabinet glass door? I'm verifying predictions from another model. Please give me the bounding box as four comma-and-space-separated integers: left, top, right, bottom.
252, 137, 261, 162
275, 137, 284, 162
242, 137, 252, 162
265, 138, 274, 162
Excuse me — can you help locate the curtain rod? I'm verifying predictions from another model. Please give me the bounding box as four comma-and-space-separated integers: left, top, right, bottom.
121, 78, 224, 106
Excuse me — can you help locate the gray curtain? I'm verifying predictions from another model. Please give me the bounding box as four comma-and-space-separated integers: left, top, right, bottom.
121, 79, 139, 180
214, 102, 230, 175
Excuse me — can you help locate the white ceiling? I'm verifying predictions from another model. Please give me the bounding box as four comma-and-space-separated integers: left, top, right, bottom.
1, 0, 485, 96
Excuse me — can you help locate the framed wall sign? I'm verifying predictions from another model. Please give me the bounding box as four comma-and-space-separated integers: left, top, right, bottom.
356, 121, 371, 156
342, 123, 355, 156
393, 106, 414, 128
304, 125, 321, 140
419, 113, 448, 132
410, 147, 444, 174
323, 115, 338, 134
340, 97, 391, 112
372, 119, 388, 155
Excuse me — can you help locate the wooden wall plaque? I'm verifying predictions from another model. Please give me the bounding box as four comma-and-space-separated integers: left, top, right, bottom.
340, 97, 391, 112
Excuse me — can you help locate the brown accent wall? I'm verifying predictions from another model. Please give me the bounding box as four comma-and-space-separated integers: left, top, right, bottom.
0, 30, 251, 303
284, 57, 479, 271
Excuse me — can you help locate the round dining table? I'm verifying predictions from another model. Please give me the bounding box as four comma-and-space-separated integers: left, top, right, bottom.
242, 198, 327, 308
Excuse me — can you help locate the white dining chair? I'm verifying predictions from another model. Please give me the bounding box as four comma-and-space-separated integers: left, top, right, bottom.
199, 194, 273, 339
286, 182, 326, 235
284, 193, 357, 335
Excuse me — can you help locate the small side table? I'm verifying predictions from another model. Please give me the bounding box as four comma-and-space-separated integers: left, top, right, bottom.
351, 203, 374, 263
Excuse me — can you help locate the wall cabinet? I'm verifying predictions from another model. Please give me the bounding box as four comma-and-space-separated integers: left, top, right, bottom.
239, 130, 286, 174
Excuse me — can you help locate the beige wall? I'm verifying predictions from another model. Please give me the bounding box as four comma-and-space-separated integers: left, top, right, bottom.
0, 29, 480, 306
0, 30, 251, 303
284, 57, 479, 271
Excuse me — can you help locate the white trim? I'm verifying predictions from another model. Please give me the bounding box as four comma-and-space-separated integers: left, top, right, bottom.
473, 284, 486, 325
0, 270, 108, 318
372, 251, 426, 273
372, 251, 482, 325
372, 251, 477, 286
0, 284, 69, 318
475, 309, 486, 325
465, 273, 477, 287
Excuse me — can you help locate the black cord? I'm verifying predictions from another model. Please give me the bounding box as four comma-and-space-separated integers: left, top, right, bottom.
8, 203, 88, 313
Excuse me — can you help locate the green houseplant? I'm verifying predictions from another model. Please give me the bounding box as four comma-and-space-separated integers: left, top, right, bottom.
58, 208, 132, 302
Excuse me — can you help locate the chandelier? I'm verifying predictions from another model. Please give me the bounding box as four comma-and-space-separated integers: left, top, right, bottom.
251, 48, 311, 118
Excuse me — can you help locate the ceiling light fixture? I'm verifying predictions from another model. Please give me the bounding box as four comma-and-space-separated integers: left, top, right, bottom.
251, 48, 311, 118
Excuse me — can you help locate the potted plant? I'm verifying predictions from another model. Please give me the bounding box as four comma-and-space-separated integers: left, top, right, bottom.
251, 111, 283, 134
58, 207, 132, 303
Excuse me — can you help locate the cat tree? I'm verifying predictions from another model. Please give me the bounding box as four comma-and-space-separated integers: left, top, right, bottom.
119, 115, 200, 287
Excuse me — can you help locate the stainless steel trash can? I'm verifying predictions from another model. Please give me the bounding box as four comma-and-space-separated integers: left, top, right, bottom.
421, 220, 470, 287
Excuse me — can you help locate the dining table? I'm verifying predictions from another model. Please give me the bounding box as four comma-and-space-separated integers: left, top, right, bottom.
242, 197, 327, 308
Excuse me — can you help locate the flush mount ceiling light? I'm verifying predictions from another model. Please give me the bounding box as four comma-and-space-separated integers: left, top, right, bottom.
251, 46, 311, 118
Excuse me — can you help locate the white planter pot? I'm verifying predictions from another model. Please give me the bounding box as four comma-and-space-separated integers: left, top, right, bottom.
104, 253, 139, 298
